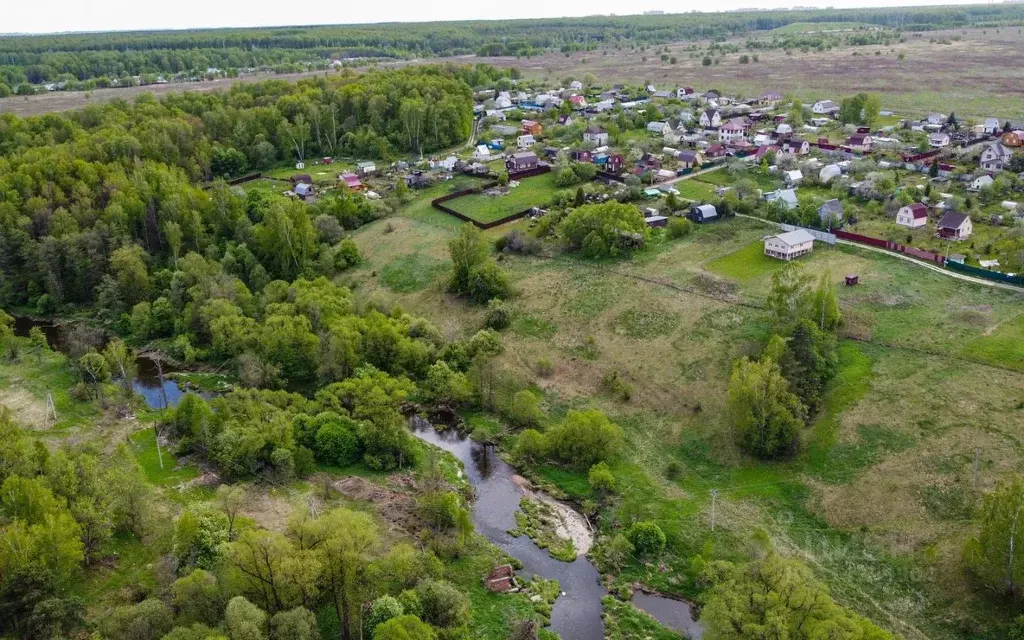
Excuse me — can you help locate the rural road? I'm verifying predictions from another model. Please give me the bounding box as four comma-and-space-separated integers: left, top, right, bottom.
735, 213, 1023, 293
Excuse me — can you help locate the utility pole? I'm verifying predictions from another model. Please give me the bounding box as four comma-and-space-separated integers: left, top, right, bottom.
973, 447, 981, 492
711, 488, 718, 532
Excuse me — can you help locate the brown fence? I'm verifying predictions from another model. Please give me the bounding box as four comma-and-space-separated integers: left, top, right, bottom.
835, 230, 945, 264
203, 172, 263, 189
508, 165, 552, 181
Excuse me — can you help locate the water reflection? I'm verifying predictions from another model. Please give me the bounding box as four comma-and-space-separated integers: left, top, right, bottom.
12, 316, 188, 410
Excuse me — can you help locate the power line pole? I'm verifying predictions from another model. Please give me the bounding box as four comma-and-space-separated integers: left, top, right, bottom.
711, 488, 718, 532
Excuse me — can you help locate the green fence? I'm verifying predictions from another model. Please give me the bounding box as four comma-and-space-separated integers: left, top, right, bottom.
946, 260, 1024, 287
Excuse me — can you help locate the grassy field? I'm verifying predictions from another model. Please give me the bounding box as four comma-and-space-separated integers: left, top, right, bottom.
344, 198, 1024, 639
445, 172, 565, 224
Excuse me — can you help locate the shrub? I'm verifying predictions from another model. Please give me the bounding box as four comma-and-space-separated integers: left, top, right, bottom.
365, 595, 405, 637
314, 417, 363, 467
544, 409, 623, 469
373, 615, 435, 640
600, 370, 633, 402
588, 462, 616, 494
665, 461, 682, 480
484, 299, 511, 330
505, 390, 542, 427
626, 521, 666, 556
535, 357, 554, 377
666, 217, 692, 239
415, 580, 470, 628
269, 607, 318, 640
101, 599, 174, 640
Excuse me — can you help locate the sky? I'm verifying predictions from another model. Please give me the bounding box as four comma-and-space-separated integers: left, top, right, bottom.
3, 0, 1003, 35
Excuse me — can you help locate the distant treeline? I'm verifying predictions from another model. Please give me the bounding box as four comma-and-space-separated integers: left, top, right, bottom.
1, 4, 1022, 88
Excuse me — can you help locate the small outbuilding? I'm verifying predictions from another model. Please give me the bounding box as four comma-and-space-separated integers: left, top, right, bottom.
689, 204, 719, 223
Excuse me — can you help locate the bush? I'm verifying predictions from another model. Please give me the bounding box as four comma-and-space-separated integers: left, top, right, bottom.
626, 521, 666, 556
314, 417, 362, 467
544, 409, 623, 469
415, 580, 470, 628
505, 390, 542, 427
535, 357, 554, 377
269, 607, 319, 640
600, 370, 633, 402
365, 595, 405, 637
373, 615, 435, 640
172, 569, 224, 626
666, 217, 693, 239
588, 462, 616, 494
484, 299, 511, 330
101, 599, 174, 640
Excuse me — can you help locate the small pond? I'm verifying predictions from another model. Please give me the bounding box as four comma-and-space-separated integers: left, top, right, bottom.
13, 316, 187, 409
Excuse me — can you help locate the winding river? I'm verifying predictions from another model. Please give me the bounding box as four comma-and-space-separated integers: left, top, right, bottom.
11, 314, 700, 637
409, 417, 702, 639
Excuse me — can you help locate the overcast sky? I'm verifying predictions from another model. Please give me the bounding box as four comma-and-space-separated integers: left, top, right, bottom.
4, 0, 1002, 35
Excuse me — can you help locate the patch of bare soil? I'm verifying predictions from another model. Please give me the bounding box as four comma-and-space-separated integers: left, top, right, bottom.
0, 387, 47, 429
333, 475, 422, 536
511, 475, 594, 555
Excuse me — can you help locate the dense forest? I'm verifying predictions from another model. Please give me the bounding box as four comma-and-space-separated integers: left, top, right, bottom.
0, 63, 492, 317
1, 3, 1023, 89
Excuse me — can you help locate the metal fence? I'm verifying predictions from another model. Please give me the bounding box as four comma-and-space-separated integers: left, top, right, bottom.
780, 223, 836, 246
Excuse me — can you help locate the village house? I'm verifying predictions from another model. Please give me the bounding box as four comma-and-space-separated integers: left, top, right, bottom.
1002, 131, 1023, 147
677, 86, 696, 100
896, 203, 929, 228
494, 95, 512, 109
764, 188, 799, 210
819, 164, 842, 184
638, 152, 662, 169
776, 123, 793, 137
594, 153, 624, 173
705, 143, 728, 160
847, 134, 872, 152
929, 133, 951, 148
781, 138, 810, 155
981, 117, 1002, 135
818, 199, 844, 228
719, 119, 747, 142
926, 113, 945, 127
759, 90, 783, 107
970, 175, 994, 191
569, 80, 583, 91
293, 182, 315, 200
570, 149, 591, 163
356, 161, 376, 176
569, 95, 587, 109
812, 100, 839, 116
784, 170, 803, 186
521, 120, 543, 136
651, 90, 673, 100
506, 151, 539, 174
677, 150, 703, 169
764, 229, 815, 261
980, 143, 1014, 172
583, 126, 609, 146
689, 204, 719, 223
473, 145, 492, 161
339, 172, 363, 190
937, 211, 972, 240
517, 134, 536, 149
647, 121, 671, 136
699, 109, 722, 129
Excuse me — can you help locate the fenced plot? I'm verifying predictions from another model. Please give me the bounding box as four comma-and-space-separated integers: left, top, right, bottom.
435, 170, 564, 227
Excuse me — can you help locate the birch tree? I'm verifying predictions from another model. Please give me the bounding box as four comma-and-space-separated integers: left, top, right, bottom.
966, 476, 1024, 597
